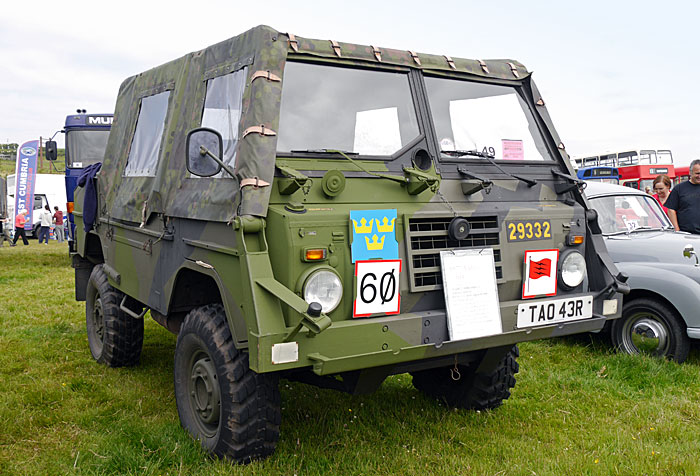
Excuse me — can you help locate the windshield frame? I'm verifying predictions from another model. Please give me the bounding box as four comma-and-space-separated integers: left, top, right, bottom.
422, 72, 556, 165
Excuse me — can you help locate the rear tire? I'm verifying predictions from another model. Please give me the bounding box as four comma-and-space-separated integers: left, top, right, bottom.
85, 264, 143, 366
612, 298, 689, 363
411, 346, 519, 410
174, 304, 280, 463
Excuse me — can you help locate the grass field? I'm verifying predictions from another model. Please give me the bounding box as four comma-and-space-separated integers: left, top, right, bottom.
1, 243, 700, 475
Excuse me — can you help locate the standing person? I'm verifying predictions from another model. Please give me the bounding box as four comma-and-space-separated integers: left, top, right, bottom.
0, 216, 11, 246
666, 159, 700, 234
53, 206, 65, 243
11, 210, 29, 246
38, 205, 52, 245
651, 174, 672, 215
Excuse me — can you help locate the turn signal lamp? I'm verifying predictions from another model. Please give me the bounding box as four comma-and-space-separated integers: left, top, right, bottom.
304, 248, 327, 261
67, 202, 74, 214
567, 234, 584, 246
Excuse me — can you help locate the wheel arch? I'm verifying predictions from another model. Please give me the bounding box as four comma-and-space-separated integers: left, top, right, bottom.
163, 261, 248, 349
616, 263, 700, 329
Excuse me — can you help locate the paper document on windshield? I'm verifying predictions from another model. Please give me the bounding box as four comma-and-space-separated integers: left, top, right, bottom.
440, 248, 502, 341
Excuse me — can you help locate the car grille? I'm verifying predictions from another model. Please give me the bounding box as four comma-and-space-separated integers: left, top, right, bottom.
406, 216, 502, 292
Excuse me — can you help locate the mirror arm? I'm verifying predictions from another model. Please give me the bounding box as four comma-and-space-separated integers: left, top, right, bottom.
200, 146, 236, 178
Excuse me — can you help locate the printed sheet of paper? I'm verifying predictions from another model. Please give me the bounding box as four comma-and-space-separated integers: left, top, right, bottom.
440, 249, 502, 341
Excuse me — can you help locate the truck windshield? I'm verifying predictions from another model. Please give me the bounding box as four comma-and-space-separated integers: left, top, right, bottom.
65, 130, 110, 168
277, 62, 420, 156
425, 77, 550, 162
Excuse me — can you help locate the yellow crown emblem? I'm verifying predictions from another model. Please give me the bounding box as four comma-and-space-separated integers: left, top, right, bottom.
353, 218, 373, 234
376, 217, 395, 233
365, 234, 385, 251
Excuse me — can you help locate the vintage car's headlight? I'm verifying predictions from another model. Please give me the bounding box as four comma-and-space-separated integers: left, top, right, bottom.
560, 251, 586, 288
303, 270, 342, 313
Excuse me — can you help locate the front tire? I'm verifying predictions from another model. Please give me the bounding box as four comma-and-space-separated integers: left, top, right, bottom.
85, 264, 143, 366
612, 298, 690, 363
174, 304, 280, 463
411, 346, 519, 410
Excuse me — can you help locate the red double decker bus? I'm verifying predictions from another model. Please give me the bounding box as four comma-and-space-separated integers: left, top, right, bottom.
573, 149, 675, 191
674, 165, 689, 185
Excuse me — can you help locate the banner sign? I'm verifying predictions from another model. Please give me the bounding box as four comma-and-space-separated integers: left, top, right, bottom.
14, 140, 39, 231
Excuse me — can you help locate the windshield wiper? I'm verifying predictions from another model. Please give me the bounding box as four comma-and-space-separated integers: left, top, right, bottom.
290, 148, 359, 155
441, 149, 492, 158
441, 149, 537, 187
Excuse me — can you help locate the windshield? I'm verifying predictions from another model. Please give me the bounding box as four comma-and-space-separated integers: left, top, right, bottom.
589, 194, 671, 234
424, 77, 549, 161
277, 62, 420, 156
65, 130, 110, 168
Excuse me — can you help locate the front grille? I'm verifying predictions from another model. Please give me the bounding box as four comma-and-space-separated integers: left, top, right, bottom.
406, 216, 502, 292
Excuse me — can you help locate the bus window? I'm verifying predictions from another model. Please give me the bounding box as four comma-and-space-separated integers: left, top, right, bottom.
639, 150, 657, 164
618, 151, 638, 166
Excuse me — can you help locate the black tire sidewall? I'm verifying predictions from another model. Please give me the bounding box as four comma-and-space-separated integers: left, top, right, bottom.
85, 265, 107, 362
174, 328, 224, 453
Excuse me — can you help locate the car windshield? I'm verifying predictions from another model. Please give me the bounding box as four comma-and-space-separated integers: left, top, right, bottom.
277, 62, 420, 156
588, 193, 672, 234
424, 77, 550, 161
65, 130, 110, 168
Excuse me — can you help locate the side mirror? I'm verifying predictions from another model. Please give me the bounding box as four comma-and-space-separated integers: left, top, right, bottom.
186, 128, 223, 177
45, 141, 58, 161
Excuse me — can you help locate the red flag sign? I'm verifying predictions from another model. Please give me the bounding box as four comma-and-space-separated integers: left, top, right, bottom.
528, 258, 552, 279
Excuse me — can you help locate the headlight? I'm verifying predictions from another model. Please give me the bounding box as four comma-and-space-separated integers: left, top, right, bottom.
560, 251, 586, 288
303, 270, 342, 313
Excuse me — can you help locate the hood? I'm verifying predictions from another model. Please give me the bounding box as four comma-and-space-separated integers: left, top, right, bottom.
604, 230, 700, 266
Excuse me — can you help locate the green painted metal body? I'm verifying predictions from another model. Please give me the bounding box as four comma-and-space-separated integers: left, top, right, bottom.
73, 25, 624, 378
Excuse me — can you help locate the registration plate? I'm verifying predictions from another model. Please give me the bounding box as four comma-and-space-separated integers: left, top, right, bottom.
517, 295, 593, 328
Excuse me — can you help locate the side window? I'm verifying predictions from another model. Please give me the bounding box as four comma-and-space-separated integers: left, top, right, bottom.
201, 68, 247, 178
124, 91, 170, 177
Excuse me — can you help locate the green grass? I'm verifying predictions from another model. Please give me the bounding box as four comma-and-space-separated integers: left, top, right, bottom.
0, 150, 64, 179
2, 243, 700, 475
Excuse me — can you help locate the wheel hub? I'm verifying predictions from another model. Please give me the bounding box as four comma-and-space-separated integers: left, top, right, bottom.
630, 318, 668, 354
190, 356, 220, 432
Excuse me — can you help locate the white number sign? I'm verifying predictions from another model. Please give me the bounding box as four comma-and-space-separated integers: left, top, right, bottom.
353, 260, 401, 317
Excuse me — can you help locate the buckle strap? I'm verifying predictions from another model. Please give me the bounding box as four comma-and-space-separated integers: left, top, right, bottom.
251, 70, 281, 83
330, 40, 341, 57
408, 50, 421, 66
242, 124, 277, 139
444, 55, 456, 70
287, 33, 299, 52
240, 177, 271, 188
478, 59, 489, 74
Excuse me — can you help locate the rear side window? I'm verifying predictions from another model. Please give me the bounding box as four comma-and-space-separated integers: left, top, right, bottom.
200, 68, 247, 178
124, 91, 170, 176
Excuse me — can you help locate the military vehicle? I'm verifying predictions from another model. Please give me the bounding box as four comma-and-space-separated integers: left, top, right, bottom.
71, 26, 628, 462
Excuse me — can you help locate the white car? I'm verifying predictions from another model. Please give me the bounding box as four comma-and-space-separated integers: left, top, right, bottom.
585, 182, 700, 362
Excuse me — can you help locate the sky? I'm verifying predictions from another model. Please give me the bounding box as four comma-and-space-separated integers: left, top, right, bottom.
1, 0, 698, 166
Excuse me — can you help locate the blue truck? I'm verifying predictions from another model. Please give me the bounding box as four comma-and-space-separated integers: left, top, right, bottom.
45, 111, 112, 251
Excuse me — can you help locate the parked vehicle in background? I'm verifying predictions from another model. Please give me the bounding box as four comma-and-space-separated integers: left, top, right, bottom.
6, 173, 66, 237
45, 111, 113, 251
674, 165, 689, 185
585, 182, 700, 362
572, 149, 675, 190
576, 166, 620, 184
70, 25, 627, 462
